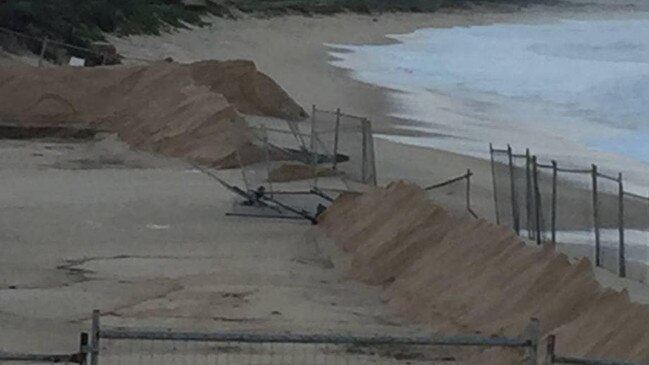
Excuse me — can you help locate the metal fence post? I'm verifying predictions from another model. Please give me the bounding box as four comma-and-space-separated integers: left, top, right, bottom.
332, 108, 341, 171
38, 37, 49, 67
79, 332, 89, 365
90, 310, 100, 365
551, 160, 558, 244
592, 164, 601, 267
545, 335, 556, 365
261, 125, 273, 199
526, 149, 533, 239
618, 173, 626, 278
490, 144, 500, 224
523, 318, 540, 365
533, 156, 542, 244
508, 145, 520, 235
361, 119, 369, 184
466, 169, 472, 213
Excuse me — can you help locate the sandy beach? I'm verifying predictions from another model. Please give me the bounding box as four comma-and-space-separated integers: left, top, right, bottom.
110, 0, 649, 220
2, 0, 649, 361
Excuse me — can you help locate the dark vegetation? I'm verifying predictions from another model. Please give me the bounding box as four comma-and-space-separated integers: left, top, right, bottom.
0, 0, 548, 50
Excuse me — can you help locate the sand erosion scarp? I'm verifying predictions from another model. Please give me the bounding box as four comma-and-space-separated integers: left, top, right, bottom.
319, 182, 649, 363
0, 60, 306, 167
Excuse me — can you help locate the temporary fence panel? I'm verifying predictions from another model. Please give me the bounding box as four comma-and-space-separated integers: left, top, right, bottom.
552, 167, 597, 263
491, 146, 514, 227
237, 126, 273, 196
91, 315, 539, 365
535, 161, 556, 244
0, 333, 88, 364
594, 172, 623, 275
545, 335, 649, 365
622, 191, 649, 284
310, 107, 377, 190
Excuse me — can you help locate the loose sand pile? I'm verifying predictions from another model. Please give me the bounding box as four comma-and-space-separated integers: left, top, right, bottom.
0, 60, 305, 167
319, 182, 649, 363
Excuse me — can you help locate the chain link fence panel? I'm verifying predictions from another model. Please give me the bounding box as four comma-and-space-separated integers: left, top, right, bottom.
311, 107, 376, 191
491, 147, 514, 227
622, 191, 649, 284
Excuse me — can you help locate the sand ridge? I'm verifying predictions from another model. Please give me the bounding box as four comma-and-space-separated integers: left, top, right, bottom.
319, 182, 649, 362
0, 60, 305, 167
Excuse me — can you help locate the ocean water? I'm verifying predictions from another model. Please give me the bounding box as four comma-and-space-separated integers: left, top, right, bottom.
328, 19, 649, 191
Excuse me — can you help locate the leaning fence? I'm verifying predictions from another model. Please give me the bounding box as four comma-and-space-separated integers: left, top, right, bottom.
310, 106, 377, 190
490, 144, 649, 284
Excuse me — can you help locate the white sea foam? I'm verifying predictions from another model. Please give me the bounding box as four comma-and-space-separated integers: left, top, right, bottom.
328, 19, 649, 193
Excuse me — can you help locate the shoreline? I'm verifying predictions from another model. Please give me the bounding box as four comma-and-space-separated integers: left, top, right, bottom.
108, 2, 649, 219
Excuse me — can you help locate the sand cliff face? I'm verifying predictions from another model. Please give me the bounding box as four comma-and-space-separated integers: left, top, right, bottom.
319, 182, 649, 363
0, 60, 305, 167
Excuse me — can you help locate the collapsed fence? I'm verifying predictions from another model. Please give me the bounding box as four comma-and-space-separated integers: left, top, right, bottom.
490, 144, 649, 283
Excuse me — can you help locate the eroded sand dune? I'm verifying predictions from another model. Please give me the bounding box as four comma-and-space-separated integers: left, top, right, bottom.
0, 60, 305, 167
319, 182, 649, 363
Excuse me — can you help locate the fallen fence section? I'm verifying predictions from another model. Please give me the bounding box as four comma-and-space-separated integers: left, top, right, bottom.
425, 169, 478, 219
89, 310, 540, 365
546, 335, 649, 365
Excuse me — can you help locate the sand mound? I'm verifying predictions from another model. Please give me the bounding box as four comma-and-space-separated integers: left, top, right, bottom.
319, 182, 649, 363
0, 61, 305, 167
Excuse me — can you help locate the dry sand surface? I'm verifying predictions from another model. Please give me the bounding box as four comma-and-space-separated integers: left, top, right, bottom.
319, 182, 649, 363
0, 136, 428, 355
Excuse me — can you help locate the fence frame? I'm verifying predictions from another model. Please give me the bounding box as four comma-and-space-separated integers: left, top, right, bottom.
89, 310, 540, 365
0, 333, 88, 364
545, 335, 648, 365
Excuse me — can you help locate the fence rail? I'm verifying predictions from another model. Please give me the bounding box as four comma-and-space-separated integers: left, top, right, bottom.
490, 144, 649, 284
90, 311, 540, 365
425, 169, 478, 218
0, 333, 88, 364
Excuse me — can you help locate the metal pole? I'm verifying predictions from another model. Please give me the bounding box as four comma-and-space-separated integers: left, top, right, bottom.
508, 145, 520, 235
592, 164, 601, 267
526, 149, 533, 239
545, 335, 556, 365
261, 125, 273, 199
618, 173, 626, 278
38, 37, 49, 67
552, 160, 558, 244
332, 108, 341, 171
523, 318, 540, 365
361, 119, 369, 184
533, 156, 542, 244
310, 105, 318, 186
79, 332, 89, 365
466, 169, 472, 214
489, 143, 500, 224
90, 310, 100, 365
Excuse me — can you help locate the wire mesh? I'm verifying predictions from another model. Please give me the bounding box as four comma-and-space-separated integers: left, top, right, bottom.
551, 169, 596, 261
596, 173, 623, 274
97, 337, 475, 365
237, 126, 273, 196
311, 107, 376, 190
534, 163, 555, 243
491, 149, 513, 227
622, 192, 649, 284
